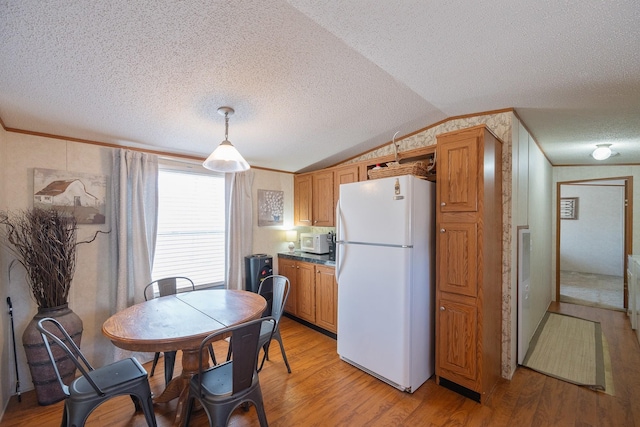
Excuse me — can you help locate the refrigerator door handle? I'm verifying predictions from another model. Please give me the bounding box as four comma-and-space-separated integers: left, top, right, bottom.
335, 199, 343, 282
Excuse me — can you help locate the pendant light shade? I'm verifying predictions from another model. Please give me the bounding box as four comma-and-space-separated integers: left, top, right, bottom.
203, 107, 250, 172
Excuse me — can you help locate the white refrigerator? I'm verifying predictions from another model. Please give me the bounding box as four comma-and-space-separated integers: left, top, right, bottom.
336, 175, 435, 393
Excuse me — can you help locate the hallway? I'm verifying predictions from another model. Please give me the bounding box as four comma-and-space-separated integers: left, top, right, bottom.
560, 270, 624, 311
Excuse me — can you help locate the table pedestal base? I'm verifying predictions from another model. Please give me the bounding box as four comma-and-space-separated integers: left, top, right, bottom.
154, 347, 210, 427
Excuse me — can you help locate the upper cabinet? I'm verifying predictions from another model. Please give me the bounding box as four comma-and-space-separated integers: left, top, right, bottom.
333, 164, 360, 212
294, 171, 334, 226
294, 174, 313, 226
295, 164, 367, 227
312, 170, 334, 227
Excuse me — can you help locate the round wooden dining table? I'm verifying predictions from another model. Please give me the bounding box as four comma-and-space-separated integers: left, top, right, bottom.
102, 289, 266, 426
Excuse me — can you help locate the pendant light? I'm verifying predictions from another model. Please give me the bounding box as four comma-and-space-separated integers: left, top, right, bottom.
203, 106, 250, 172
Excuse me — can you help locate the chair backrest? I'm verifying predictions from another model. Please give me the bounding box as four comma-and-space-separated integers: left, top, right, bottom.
257, 275, 290, 323
36, 317, 104, 396
144, 276, 195, 300
197, 317, 276, 396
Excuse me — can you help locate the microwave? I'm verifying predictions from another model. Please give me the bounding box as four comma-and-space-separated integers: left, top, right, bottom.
300, 233, 330, 254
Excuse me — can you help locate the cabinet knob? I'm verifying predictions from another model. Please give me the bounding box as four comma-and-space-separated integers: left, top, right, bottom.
440, 228, 446, 233
441, 202, 446, 206
440, 306, 445, 311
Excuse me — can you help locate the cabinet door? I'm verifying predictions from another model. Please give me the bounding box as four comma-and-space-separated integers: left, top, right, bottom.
315, 265, 337, 333
279, 260, 298, 315
438, 221, 478, 297
437, 296, 477, 385
296, 262, 316, 322
312, 170, 334, 226
294, 174, 313, 226
438, 136, 479, 212
334, 165, 359, 211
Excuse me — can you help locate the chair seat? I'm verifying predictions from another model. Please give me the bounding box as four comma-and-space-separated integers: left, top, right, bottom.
70, 358, 147, 396
194, 361, 259, 400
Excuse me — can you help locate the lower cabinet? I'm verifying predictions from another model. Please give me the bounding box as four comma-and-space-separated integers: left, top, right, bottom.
278, 259, 298, 315
437, 295, 478, 388
278, 257, 337, 334
315, 265, 338, 333
296, 261, 316, 323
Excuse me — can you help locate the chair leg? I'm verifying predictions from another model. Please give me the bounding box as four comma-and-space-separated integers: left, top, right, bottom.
150, 352, 161, 377
131, 394, 142, 412
163, 351, 177, 387
276, 336, 292, 373
184, 396, 196, 427
264, 341, 270, 360
135, 391, 158, 427
208, 344, 217, 365
258, 342, 270, 372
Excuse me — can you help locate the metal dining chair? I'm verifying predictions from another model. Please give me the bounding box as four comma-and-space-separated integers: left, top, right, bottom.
36, 317, 157, 427
256, 275, 292, 373
144, 276, 217, 385
184, 317, 276, 427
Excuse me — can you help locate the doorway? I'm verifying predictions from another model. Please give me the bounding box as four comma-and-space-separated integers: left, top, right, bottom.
556, 177, 633, 311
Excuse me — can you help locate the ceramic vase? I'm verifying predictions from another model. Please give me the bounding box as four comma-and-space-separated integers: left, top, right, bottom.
21, 304, 83, 405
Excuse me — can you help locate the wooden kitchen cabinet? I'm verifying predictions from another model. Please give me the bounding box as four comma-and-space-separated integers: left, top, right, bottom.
315, 264, 338, 333
294, 171, 334, 226
312, 170, 334, 226
279, 259, 298, 315
278, 257, 337, 334
296, 261, 316, 323
294, 174, 313, 226
333, 164, 360, 211
435, 125, 502, 402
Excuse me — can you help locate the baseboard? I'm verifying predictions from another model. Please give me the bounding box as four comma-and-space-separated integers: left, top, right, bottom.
283, 313, 337, 340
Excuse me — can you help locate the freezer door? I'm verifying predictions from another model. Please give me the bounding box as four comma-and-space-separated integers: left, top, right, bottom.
337, 243, 412, 389
338, 175, 415, 246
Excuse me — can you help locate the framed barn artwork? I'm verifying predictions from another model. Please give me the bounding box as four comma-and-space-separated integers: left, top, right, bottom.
33, 168, 107, 224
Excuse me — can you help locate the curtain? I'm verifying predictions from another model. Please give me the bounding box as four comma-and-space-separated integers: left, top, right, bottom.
225, 170, 254, 290
109, 149, 159, 311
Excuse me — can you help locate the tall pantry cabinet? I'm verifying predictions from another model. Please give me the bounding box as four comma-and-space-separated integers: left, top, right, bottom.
435, 125, 503, 402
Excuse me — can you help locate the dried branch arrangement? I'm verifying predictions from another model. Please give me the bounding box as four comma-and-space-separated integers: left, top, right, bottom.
0, 208, 107, 308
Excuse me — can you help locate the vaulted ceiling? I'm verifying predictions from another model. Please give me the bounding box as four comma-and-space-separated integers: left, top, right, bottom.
1, 1, 639, 172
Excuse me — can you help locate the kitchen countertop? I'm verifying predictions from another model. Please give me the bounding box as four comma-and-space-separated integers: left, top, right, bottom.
278, 251, 335, 267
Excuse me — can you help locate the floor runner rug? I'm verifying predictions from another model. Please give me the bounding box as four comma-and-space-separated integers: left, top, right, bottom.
523, 311, 606, 391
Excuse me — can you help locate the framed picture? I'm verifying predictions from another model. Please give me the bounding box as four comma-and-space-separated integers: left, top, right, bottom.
257, 189, 283, 226
560, 197, 578, 220
33, 168, 107, 224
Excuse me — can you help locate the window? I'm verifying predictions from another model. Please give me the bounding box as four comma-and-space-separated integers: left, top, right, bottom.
151, 164, 226, 288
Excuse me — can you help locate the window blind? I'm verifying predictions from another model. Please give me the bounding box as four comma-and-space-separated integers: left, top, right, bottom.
152, 168, 226, 288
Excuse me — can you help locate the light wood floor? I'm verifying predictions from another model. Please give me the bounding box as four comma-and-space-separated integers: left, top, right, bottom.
2, 303, 640, 426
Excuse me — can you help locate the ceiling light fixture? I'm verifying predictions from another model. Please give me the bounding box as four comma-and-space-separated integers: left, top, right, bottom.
203, 106, 250, 172
591, 144, 613, 160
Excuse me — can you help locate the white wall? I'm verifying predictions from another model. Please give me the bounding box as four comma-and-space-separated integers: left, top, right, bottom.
560, 184, 624, 276
526, 133, 553, 346
0, 125, 9, 417
511, 116, 553, 365
250, 168, 295, 272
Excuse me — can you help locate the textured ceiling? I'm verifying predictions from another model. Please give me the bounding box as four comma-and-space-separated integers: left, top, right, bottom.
1, 0, 639, 172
